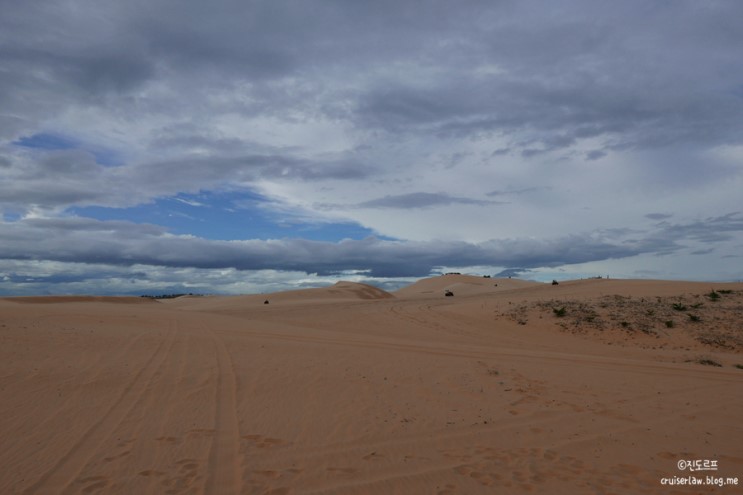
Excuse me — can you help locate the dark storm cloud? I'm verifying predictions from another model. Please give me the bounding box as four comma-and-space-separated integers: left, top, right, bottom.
2, 269, 146, 286
585, 150, 607, 161
3, 0, 742, 161
3, 1, 741, 141
486, 187, 546, 197
645, 213, 673, 221
128, 154, 370, 186
358, 68, 743, 155
357, 193, 500, 209
0, 149, 369, 211
0, 150, 108, 208
5, 213, 734, 278
653, 213, 743, 245
0, 3, 155, 139
352, 2, 743, 155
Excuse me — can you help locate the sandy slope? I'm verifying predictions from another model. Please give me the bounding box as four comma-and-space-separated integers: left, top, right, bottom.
1, 278, 742, 494
162, 282, 394, 313
394, 274, 540, 299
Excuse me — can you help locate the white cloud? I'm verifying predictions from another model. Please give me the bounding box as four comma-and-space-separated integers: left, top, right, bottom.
2, 0, 743, 293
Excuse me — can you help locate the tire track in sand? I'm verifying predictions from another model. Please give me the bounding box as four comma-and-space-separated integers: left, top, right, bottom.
21, 323, 178, 495
204, 328, 243, 494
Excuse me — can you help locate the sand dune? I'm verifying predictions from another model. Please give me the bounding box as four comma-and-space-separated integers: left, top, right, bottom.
394, 273, 540, 299
164, 282, 394, 313
2, 278, 742, 494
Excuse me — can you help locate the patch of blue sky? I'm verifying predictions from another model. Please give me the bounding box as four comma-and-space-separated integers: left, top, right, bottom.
3, 210, 23, 222
70, 190, 385, 242
13, 132, 123, 166
14, 133, 78, 150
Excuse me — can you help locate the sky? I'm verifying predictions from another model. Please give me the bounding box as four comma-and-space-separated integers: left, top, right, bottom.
1, 0, 742, 295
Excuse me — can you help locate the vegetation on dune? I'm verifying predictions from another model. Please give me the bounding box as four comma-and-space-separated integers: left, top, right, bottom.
691, 358, 722, 367
502, 289, 743, 352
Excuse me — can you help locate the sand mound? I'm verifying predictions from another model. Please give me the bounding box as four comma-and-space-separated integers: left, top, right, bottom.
325, 281, 396, 300
167, 281, 394, 312
395, 274, 541, 299
261, 280, 394, 303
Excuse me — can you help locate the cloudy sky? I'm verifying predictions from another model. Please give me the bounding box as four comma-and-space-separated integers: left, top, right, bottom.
2, 0, 742, 295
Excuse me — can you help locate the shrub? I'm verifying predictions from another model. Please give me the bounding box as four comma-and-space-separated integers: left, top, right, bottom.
697, 359, 722, 367
688, 314, 701, 322
553, 306, 566, 317
665, 320, 674, 328
672, 303, 687, 311
707, 290, 720, 301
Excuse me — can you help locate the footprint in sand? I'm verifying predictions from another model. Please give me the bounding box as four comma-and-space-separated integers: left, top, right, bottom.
362, 451, 385, 461
138, 470, 166, 477
437, 483, 458, 495
327, 467, 357, 475
103, 450, 131, 462
242, 434, 285, 448
160, 460, 200, 494
78, 476, 110, 494
155, 436, 178, 443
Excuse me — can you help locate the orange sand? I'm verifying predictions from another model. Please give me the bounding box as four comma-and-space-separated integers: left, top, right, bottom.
2, 275, 742, 494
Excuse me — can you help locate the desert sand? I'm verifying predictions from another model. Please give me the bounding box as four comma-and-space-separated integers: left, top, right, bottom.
1, 275, 742, 494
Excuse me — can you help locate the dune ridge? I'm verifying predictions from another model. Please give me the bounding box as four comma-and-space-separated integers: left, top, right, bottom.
1, 277, 742, 494
394, 274, 541, 298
